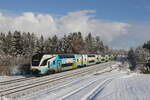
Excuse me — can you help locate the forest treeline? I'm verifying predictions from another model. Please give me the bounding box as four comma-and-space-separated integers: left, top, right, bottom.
0, 31, 111, 75
128, 40, 150, 73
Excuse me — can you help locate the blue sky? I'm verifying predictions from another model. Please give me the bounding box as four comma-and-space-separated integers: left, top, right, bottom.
0, 0, 150, 21
0, 0, 150, 49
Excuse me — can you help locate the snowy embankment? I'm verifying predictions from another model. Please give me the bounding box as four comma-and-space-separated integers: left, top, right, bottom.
1, 62, 150, 100
93, 72, 150, 100
0, 75, 26, 82
24, 62, 150, 100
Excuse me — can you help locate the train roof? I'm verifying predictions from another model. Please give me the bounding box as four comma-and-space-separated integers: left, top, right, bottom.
32, 53, 103, 58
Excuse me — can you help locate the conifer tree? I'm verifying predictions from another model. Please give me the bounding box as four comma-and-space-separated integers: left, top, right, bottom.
44, 37, 52, 54
51, 35, 59, 54
85, 33, 95, 54
6, 31, 13, 54
35, 35, 44, 54
12, 31, 23, 56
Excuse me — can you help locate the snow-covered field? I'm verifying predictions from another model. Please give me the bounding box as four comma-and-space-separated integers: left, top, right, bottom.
1, 62, 150, 100
0, 75, 26, 82
24, 64, 150, 100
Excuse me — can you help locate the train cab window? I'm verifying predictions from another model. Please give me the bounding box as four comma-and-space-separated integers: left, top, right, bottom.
32, 60, 40, 66
41, 59, 48, 66
41, 58, 52, 66
32, 54, 43, 66
39, 56, 55, 66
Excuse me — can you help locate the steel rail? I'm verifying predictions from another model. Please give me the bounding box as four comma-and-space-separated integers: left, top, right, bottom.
0, 62, 115, 98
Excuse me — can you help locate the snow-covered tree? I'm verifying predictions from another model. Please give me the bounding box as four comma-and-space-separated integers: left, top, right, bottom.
128, 47, 150, 73
12, 31, 23, 56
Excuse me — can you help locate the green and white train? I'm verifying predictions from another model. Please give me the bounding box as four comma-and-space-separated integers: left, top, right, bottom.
31, 54, 114, 75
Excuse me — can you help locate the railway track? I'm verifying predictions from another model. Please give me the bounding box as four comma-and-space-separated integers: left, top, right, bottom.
0, 63, 107, 86
0, 62, 117, 99
0, 65, 97, 90
0, 77, 37, 86
27, 66, 120, 100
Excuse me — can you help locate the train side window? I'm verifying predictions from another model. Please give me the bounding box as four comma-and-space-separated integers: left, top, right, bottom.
53, 61, 55, 65
62, 63, 73, 67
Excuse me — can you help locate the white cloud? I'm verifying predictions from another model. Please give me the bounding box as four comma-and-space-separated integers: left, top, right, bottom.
4, 10, 150, 49
0, 10, 130, 42
107, 22, 150, 49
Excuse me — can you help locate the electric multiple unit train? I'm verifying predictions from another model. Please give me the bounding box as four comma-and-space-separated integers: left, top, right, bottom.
31, 54, 114, 75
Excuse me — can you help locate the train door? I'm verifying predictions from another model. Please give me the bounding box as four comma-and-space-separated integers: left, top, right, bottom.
57, 60, 62, 72
81, 55, 84, 66
73, 58, 77, 68
48, 61, 50, 68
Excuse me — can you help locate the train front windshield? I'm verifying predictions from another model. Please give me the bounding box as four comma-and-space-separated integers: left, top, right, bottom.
32, 54, 43, 66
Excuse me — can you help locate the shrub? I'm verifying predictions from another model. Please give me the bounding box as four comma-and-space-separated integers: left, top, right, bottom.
0, 54, 31, 75
128, 47, 150, 73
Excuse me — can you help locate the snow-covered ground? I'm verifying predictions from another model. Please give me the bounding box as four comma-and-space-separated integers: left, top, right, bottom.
23, 63, 150, 100
1, 62, 150, 100
0, 75, 26, 82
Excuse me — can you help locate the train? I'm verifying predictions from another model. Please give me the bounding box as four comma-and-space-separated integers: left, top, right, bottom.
31, 54, 115, 75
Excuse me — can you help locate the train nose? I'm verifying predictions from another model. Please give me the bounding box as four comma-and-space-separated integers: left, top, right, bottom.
31, 69, 41, 76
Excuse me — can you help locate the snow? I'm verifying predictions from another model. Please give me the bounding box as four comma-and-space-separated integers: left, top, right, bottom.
1, 62, 150, 100
95, 73, 150, 100
26, 69, 150, 100
122, 73, 140, 78
80, 78, 113, 100
0, 75, 25, 82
